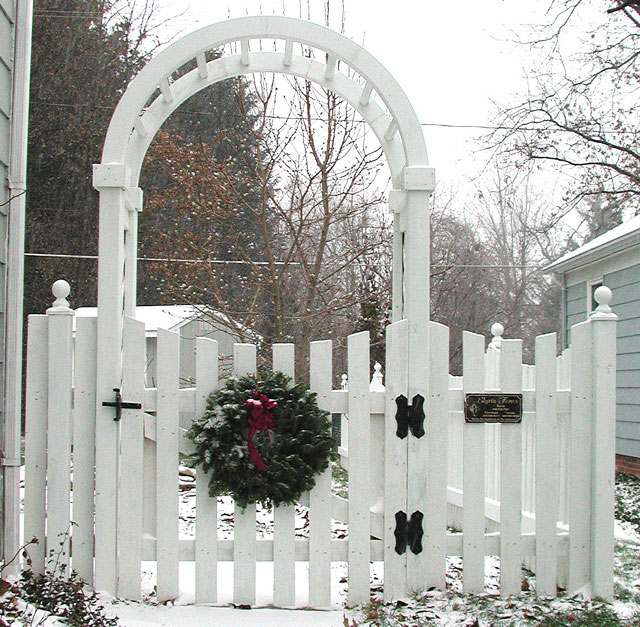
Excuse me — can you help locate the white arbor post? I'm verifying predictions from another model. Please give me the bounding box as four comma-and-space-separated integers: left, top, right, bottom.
93, 163, 130, 595
403, 167, 435, 593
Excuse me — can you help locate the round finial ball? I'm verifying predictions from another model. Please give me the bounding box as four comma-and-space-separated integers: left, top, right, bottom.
491, 322, 504, 338
594, 285, 612, 307
52, 279, 71, 300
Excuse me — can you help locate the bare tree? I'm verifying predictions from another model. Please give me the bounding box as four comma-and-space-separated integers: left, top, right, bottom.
485, 0, 640, 220
139, 72, 386, 377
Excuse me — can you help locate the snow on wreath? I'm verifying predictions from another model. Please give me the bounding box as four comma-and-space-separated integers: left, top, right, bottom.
187, 370, 334, 508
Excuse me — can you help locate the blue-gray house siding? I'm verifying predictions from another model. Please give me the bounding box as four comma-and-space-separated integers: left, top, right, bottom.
608, 264, 640, 459
565, 282, 587, 346
564, 263, 640, 459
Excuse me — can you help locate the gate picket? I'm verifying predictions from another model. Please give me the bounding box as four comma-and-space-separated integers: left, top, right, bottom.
499, 339, 523, 596
24, 315, 48, 575
383, 320, 408, 601
156, 328, 180, 602
272, 343, 296, 607
195, 337, 219, 603
534, 333, 558, 597
117, 317, 145, 599
347, 331, 371, 605
309, 340, 333, 608
462, 331, 486, 593
425, 322, 449, 589
72, 316, 97, 584
233, 344, 257, 606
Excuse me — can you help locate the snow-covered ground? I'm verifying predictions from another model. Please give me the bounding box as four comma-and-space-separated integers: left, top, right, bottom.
5, 468, 640, 625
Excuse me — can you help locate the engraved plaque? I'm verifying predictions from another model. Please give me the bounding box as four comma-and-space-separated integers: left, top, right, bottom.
464, 394, 523, 424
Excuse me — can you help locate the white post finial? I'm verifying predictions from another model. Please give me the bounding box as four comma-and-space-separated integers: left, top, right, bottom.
341, 373, 348, 390
370, 362, 385, 392
590, 285, 618, 320
489, 322, 504, 349
48, 280, 72, 313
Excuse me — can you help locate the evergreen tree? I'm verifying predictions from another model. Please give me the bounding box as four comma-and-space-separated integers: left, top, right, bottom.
26, 0, 154, 312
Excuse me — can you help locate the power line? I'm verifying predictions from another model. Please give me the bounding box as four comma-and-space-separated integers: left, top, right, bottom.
30, 100, 638, 135
24, 252, 543, 269
24, 252, 300, 265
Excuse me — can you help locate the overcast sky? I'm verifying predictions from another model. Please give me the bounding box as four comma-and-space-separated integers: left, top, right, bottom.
158, 1, 563, 188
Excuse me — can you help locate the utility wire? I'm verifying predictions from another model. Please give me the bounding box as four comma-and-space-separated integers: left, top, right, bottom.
30, 100, 638, 135
24, 252, 544, 269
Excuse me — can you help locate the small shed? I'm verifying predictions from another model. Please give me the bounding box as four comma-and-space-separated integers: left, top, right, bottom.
75, 305, 252, 387
547, 216, 640, 475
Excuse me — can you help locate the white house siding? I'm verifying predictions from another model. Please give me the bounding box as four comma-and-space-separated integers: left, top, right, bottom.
0, 0, 15, 474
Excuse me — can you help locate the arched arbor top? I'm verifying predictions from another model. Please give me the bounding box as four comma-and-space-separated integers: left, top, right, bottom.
99, 15, 432, 189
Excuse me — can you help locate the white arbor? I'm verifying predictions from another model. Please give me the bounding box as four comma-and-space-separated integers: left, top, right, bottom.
92, 16, 434, 595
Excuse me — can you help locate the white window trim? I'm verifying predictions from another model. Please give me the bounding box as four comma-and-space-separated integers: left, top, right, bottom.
587, 277, 604, 315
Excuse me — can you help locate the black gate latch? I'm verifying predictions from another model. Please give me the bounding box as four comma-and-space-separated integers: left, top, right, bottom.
102, 388, 142, 422
393, 509, 424, 555
395, 394, 425, 439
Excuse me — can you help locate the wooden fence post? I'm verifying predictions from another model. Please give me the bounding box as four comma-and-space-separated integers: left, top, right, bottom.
589, 286, 618, 600
45, 280, 74, 573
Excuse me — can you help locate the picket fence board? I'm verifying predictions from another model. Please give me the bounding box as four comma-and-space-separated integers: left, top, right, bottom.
557, 348, 572, 590
156, 328, 181, 602
347, 331, 371, 606
23, 315, 48, 575
71, 316, 97, 583
309, 340, 333, 608
568, 321, 592, 594
272, 343, 296, 607
117, 317, 146, 599
383, 320, 408, 601
499, 339, 523, 596
195, 337, 219, 604
233, 343, 257, 606
522, 410, 535, 514
425, 322, 449, 589
46, 310, 73, 571
534, 332, 558, 597
462, 331, 486, 594
484, 347, 500, 504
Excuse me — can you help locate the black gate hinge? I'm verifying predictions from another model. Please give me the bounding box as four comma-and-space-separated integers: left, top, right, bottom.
102, 388, 142, 422
395, 394, 425, 439
394, 509, 424, 555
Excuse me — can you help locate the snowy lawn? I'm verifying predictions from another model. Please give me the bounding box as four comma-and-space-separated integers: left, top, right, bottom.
344, 474, 640, 626
104, 470, 640, 626
4, 469, 640, 625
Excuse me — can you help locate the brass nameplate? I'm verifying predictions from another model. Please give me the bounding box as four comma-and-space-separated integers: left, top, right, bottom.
464, 394, 522, 424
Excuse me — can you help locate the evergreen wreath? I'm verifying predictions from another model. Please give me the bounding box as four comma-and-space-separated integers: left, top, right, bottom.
187, 370, 333, 508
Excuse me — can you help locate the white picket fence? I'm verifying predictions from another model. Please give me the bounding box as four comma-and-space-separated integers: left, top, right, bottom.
23, 286, 617, 606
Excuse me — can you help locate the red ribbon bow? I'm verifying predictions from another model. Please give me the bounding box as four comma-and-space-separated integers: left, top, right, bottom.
246, 391, 277, 471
